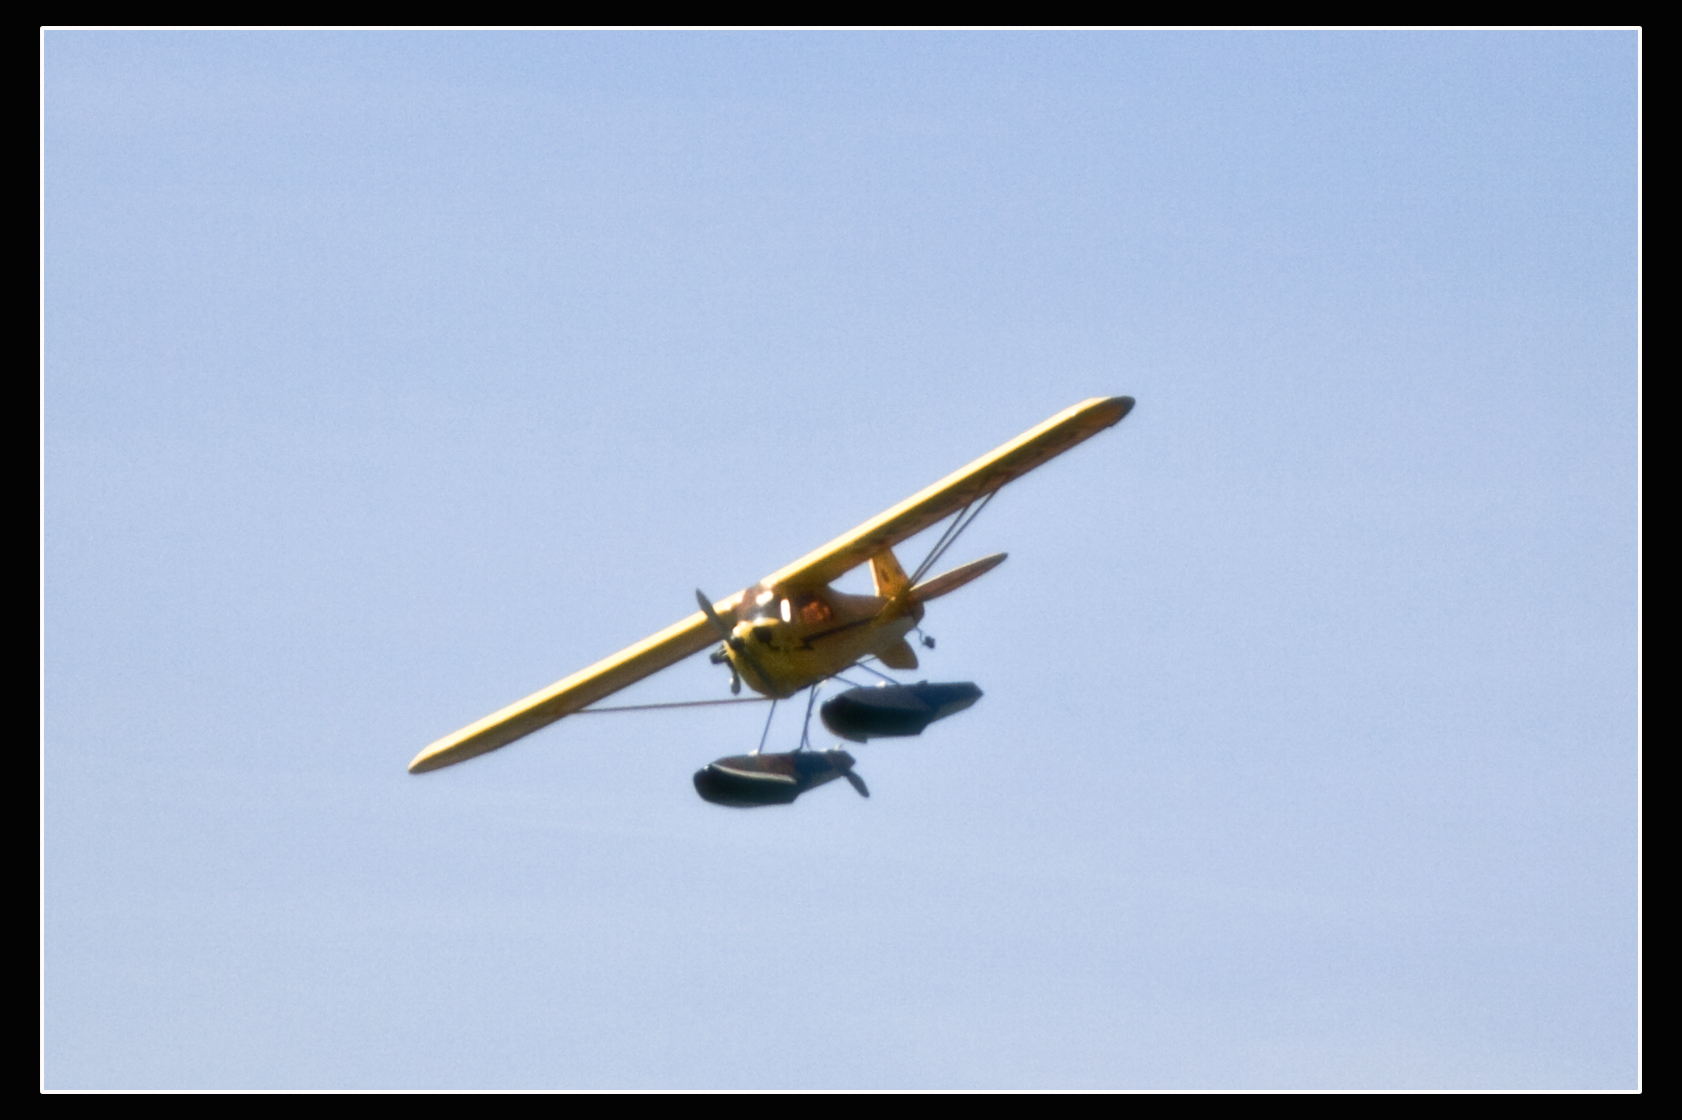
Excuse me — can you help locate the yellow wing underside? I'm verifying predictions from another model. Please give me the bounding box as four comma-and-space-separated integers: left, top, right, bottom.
407, 608, 726, 773
408, 395, 1132, 773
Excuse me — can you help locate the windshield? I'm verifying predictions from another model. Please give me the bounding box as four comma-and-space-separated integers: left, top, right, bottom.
738, 587, 779, 622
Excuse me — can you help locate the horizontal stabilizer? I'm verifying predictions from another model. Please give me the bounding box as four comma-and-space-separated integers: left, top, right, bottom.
910, 552, 1007, 603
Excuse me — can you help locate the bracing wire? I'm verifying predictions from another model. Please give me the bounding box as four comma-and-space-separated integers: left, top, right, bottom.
909, 488, 998, 587
576, 697, 772, 714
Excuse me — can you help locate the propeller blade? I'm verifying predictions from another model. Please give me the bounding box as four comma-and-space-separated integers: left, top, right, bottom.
695, 589, 734, 642
697, 589, 777, 698
844, 770, 870, 799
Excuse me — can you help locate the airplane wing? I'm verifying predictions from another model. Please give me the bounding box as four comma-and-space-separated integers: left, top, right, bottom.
408, 395, 1132, 774
407, 598, 736, 773
760, 395, 1133, 591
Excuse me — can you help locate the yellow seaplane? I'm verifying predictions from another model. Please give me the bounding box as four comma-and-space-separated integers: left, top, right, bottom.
409, 395, 1135, 804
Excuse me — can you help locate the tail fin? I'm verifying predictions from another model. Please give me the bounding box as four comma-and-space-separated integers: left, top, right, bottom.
871, 548, 911, 599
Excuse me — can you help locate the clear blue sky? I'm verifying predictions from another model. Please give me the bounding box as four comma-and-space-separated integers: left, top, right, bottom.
44, 31, 1638, 1088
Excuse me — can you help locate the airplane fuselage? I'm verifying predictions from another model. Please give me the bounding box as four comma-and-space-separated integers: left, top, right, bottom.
722, 584, 923, 698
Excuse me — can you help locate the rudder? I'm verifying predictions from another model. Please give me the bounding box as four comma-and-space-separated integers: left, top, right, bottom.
871, 548, 911, 599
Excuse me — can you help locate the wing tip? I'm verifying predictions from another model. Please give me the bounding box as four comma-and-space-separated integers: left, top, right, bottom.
408, 748, 448, 774
1090, 395, 1135, 425
408, 736, 486, 774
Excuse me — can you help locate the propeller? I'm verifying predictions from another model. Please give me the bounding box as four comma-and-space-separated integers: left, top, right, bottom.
696, 589, 775, 698
844, 770, 870, 798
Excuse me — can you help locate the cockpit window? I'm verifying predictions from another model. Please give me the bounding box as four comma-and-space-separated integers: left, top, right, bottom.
742, 587, 833, 626
792, 593, 833, 625
739, 588, 779, 622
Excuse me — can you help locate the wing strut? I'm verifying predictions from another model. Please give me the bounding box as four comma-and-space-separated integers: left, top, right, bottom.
754, 699, 779, 756
798, 684, 823, 751
908, 489, 998, 587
